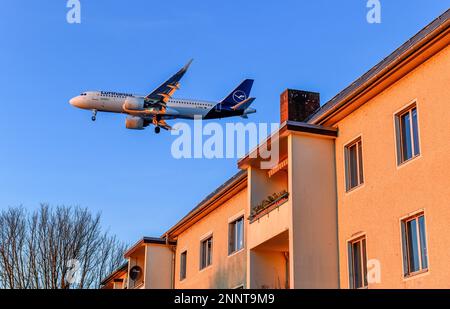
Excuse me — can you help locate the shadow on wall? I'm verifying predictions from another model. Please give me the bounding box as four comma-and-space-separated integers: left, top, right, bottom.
254, 263, 287, 289
250, 249, 290, 289
210, 254, 247, 289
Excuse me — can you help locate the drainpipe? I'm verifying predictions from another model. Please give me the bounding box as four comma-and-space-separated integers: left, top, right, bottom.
166, 233, 176, 289
171, 247, 176, 289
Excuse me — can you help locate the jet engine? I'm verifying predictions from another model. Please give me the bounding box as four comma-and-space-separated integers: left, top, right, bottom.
125, 116, 145, 130
124, 97, 145, 110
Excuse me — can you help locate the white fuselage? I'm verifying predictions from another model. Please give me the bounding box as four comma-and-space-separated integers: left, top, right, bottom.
69, 91, 255, 120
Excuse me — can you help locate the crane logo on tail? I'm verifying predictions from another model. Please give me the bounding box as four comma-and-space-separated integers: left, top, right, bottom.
233, 90, 247, 103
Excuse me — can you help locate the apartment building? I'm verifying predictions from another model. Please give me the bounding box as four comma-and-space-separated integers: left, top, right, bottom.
307, 10, 450, 288
100, 9, 450, 289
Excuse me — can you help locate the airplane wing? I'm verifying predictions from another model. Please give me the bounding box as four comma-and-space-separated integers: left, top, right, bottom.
145, 59, 193, 105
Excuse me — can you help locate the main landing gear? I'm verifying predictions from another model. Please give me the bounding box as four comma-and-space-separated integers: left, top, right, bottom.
153, 115, 161, 134
91, 110, 97, 121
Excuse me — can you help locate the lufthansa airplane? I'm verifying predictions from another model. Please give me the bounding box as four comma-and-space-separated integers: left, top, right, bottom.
69, 60, 256, 133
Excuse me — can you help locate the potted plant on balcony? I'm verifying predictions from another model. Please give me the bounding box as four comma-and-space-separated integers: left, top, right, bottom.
250, 190, 289, 221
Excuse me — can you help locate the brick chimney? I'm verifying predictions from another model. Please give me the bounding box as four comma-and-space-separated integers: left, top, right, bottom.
280, 89, 320, 124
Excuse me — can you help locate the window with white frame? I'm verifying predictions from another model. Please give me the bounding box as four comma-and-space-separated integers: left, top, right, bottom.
200, 236, 213, 270
229, 216, 244, 255
401, 213, 428, 277
345, 137, 364, 191
395, 104, 420, 165
348, 236, 368, 289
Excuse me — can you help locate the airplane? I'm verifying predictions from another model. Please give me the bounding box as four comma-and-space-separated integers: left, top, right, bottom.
69, 60, 256, 134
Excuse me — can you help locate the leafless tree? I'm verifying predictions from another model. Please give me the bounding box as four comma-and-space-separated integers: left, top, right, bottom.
0, 204, 126, 289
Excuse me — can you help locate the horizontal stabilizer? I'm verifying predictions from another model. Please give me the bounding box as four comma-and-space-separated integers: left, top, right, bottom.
231, 97, 256, 111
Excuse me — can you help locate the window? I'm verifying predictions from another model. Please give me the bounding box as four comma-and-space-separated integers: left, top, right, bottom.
345, 137, 364, 191
348, 236, 368, 289
229, 217, 244, 255
395, 104, 420, 164
200, 236, 213, 269
180, 251, 187, 280
401, 213, 428, 277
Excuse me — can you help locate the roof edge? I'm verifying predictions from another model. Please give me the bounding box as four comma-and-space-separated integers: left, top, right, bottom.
100, 262, 128, 286
162, 170, 247, 238
124, 236, 175, 258
308, 9, 450, 125
237, 121, 337, 169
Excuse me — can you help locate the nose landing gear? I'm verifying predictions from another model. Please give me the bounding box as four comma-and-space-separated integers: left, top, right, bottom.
154, 126, 161, 134
91, 110, 97, 121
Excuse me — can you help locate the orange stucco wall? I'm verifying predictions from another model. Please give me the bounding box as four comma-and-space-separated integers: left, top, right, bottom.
174, 187, 248, 289
334, 45, 450, 288
144, 244, 174, 289
288, 133, 339, 288
249, 249, 288, 289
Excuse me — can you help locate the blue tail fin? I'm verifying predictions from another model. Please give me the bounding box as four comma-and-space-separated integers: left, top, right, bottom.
220, 79, 254, 108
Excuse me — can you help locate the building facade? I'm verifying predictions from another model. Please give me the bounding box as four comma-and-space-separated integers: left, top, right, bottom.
310, 12, 450, 288
100, 9, 450, 289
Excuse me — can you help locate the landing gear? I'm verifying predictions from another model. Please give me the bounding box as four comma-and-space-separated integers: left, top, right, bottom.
91, 110, 97, 121
154, 126, 161, 134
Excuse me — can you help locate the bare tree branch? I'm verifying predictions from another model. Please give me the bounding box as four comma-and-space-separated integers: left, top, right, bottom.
0, 204, 126, 289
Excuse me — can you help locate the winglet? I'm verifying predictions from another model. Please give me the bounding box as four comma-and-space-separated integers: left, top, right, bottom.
145, 59, 193, 102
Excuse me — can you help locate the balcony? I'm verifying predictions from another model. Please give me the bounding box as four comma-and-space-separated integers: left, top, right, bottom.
249, 190, 289, 222
239, 120, 339, 288
127, 246, 145, 289
124, 237, 176, 289
249, 230, 290, 289
246, 155, 290, 253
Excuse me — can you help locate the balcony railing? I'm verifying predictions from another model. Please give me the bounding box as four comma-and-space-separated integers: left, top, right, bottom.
249, 191, 289, 223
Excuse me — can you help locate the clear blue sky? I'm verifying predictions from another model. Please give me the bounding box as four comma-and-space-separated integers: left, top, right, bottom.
0, 1, 448, 244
